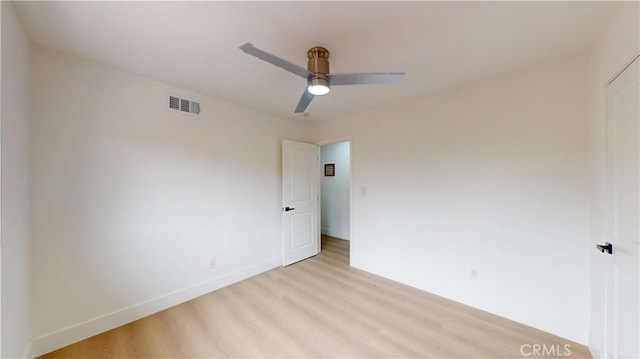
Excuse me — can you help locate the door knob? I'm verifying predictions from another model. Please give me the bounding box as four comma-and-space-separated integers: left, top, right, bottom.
283, 207, 295, 212
596, 242, 613, 254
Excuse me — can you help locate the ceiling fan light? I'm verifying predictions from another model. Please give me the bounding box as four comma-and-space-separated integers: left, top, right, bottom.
308, 77, 330, 96
308, 84, 330, 96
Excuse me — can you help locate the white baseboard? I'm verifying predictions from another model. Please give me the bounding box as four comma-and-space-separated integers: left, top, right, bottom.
351, 262, 589, 346
321, 228, 349, 240
31, 257, 281, 357
588, 327, 601, 359
21, 341, 33, 359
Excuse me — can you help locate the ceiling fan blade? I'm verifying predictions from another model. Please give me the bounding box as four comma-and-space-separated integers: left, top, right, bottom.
239, 43, 310, 79
329, 73, 405, 86
295, 88, 315, 113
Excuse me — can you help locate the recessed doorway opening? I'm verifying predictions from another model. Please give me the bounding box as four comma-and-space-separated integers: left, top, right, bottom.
319, 140, 351, 265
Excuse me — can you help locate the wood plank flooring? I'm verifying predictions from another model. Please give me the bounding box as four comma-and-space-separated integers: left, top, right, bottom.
39, 236, 591, 358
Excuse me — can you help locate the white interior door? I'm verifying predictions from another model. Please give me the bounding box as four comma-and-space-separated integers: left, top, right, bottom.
282, 140, 319, 266
603, 55, 639, 358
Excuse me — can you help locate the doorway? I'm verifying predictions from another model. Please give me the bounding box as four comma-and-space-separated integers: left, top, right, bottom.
319, 140, 351, 264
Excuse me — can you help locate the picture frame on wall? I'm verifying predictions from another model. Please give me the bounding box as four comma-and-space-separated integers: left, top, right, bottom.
324, 163, 335, 177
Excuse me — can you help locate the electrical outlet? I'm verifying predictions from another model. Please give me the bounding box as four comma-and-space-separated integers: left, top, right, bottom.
471, 269, 479, 279
209, 257, 217, 270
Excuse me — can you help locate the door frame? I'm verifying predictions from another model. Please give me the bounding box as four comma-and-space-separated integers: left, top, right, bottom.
603, 54, 639, 358
317, 136, 353, 263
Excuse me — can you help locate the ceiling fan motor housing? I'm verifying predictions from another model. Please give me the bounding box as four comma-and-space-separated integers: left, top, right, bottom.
307, 47, 330, 74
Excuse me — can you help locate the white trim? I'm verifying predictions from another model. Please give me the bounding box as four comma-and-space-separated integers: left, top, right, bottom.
588, 327, 600, 359
21, 341, 33, 359
317, 136, 352, 146
32, 257, 281, 357
354, 263, 590, 345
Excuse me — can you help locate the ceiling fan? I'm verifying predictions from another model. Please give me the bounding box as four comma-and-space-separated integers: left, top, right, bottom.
239, 43, 405, 114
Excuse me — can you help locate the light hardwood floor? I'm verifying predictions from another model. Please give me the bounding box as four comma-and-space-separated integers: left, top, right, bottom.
39, 236, 591, 358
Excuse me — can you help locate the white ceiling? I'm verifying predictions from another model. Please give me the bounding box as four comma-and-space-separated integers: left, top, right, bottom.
14, 1, 619, 121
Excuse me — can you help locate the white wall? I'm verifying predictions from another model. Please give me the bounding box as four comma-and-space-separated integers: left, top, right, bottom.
588, 3, 639, 357
314, 55, 592, 343
29, 47, 310, 355
1, 2, 32, 358
320, 141, 350, 240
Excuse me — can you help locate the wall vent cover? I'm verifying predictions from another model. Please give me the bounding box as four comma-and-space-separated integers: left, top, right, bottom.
168, 95, 200, 115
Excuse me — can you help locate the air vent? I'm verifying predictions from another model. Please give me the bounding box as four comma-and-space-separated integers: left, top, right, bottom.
168, 95, 201, 115
191, 102, 200, 114
169, 96, 180, 110
180, 98, 190, 113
